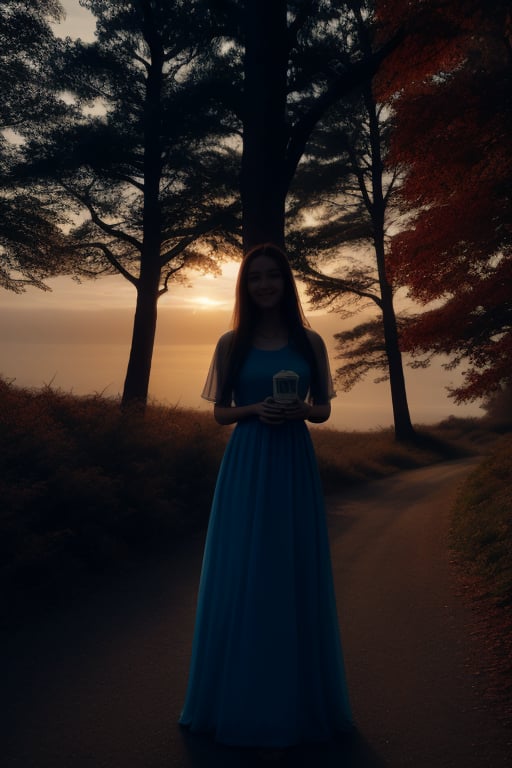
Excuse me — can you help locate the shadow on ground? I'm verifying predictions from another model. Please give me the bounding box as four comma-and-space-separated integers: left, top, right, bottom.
180, 727, 386, 767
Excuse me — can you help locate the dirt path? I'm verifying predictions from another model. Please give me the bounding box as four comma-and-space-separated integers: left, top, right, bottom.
327, 457, 512, 767
2, 457, 511, 767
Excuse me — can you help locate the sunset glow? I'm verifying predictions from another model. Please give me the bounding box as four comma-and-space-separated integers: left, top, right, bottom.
188, 296, 227, 309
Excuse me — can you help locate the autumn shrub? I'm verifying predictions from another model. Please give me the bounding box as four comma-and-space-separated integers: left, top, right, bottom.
430, 414, 505, 450
310, 423, 478, 492
450, 434, 512, 606
0, 377, 227, 609
481, 386, 512, 433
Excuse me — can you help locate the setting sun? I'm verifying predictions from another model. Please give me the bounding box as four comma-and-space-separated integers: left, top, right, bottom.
189, 296, 226, 309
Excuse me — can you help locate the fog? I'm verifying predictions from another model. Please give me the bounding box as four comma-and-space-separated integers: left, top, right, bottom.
0, 303, 482, 431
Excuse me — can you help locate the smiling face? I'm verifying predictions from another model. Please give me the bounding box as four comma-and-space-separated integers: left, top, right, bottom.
246, 254, 285, 311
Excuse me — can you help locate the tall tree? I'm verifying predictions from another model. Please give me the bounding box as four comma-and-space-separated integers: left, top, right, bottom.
239, 0, 403, 250
18, 0, 239, 408
376, 0, 512, 402
241, 0, 288, 248
0, 0, 71, 291
287, 75, 415, 439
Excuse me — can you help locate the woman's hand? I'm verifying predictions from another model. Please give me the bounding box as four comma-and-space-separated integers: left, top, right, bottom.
214, 398, 287, 425
280, 398, 313, 422
214, 397, 330, 426
256, 397, 287, 425
258, 397, 313, 424
283, 398, 331, 423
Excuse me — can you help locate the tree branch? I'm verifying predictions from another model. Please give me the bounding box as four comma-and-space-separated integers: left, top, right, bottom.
302, 263, 383, 308
286, 0, 317, 51
161, 204, 241, 253
159, 261, 187, 295
61, 182, 143, 251
109, 171, 145, 193
383, 167, 400, 207
284, 30, 404, 190
345, 136, 374, 214
160, 234, 201, 267
70, 241, 139, 287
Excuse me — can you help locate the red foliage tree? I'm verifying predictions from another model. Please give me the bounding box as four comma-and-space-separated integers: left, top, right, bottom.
376, 0, 512, 402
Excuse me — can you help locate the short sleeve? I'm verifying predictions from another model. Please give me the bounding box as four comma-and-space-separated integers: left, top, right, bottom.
306, 328, 336, 403
201, 331, 234, 403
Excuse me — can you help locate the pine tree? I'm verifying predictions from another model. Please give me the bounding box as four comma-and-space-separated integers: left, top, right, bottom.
239, 0, 402, 248
286, 3, 416, 440
0, 0, 71, 291
18, 0, 240, 408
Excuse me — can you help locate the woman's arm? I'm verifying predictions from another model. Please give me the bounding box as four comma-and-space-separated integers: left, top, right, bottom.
306, 402, 331, 423
214, 398, 330, 426
214, 398, 287, 426
282, 400, 331, 424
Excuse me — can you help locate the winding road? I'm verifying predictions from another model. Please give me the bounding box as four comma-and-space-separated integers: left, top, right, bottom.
2, 457, 511, 767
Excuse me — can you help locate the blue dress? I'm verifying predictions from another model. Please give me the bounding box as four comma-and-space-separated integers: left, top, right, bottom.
179, 342, 352, 747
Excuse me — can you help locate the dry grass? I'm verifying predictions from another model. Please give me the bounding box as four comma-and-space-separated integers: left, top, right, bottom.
0, 376, 505, 622
451, 433, 512, 606
310, 417, 493, 492
449, 434, 512, 722
0, 377, 226, 617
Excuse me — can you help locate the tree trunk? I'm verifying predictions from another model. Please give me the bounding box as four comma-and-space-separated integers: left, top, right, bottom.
121, 173, 162, 411
121, 271, 160, 410
121, 15, 163, 410
366, 86, 415, 441
373, 205, 415, 440
241, 0, 288, 251
380, 281, 416, 441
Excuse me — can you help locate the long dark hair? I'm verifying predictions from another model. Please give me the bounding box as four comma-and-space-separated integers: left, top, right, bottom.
218, 243, 322, 405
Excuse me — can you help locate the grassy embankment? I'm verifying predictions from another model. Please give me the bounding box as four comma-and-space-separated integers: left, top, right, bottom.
449, 432, 512, 722
451, 433, 512, 606
1, 375, 509, 620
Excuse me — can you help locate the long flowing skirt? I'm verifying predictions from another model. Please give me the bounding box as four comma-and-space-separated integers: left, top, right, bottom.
179, 419, 352, 747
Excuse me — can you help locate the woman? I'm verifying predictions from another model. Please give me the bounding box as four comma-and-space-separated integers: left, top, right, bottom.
179, 243, 352, 748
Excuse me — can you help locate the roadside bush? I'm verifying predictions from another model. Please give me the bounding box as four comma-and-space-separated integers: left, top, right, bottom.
451, 434, 512, 606
0, 378, 227, 606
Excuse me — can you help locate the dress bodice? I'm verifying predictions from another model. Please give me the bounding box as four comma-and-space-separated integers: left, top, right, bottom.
233, 345, 310, 407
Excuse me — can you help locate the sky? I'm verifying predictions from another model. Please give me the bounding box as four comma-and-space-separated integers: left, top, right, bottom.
53, 0, 97, 42
0, 1, 484, 430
